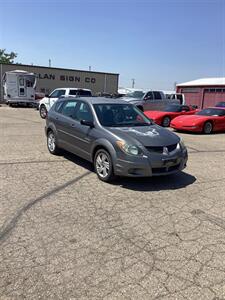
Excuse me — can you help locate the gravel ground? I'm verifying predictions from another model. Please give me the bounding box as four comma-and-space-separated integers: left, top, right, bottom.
0, 106, 225, 300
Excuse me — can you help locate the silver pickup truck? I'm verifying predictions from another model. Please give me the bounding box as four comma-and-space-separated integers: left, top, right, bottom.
122, 90, 181, 111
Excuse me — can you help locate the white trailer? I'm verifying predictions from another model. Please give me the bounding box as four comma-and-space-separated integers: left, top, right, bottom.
2, 70, 37, 106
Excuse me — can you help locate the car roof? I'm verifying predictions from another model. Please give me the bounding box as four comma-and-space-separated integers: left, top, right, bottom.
55, 88, 92, 91
59, 96, 128, 105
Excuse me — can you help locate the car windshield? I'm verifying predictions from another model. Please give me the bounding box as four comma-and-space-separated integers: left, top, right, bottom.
163, 105, 182, 112
124, 91, 145, 99
94, 103, 152, 127
196, 108, 225, 116
215, 102, 225, 107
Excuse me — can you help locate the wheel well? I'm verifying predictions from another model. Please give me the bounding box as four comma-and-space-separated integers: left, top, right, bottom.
92, 145, 109, 162
47, 128, 53, 135
203, 120, 213, 129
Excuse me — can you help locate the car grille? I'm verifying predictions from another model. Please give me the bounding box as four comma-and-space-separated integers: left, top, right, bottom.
146, 143, 177, 154
152, 163, 180, 174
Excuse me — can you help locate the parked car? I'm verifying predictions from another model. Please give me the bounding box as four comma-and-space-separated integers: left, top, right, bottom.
215, 101, 225, 107
39, 88, 92, 119
170, 107, 225, 134
144, 104, 198, 127
46, 97, 188, 182
122, 90, 180, 111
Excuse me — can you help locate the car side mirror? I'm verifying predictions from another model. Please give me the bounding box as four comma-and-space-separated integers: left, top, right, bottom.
80, 120, 94, 127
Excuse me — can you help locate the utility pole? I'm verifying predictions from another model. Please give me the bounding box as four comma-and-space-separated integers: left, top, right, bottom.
174, 81, 177, 91
131, 78, 135, 88
49, 59, 51, 67
89, 66, 92, 71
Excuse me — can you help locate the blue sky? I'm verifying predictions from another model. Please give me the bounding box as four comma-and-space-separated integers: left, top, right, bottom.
0, 0, 224, 90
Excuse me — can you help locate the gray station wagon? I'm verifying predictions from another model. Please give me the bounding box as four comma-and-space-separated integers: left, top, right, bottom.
45, 97, 188, 182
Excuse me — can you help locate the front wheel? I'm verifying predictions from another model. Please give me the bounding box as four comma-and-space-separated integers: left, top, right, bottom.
47, 131, 60, 155
40, 105, 47, 119
94, 149, 115, 182
162, 116, 171, 127
203, 121, 213, 134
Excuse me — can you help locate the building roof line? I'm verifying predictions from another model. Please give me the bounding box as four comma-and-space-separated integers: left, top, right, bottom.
177, 77, 225, 87
0, 63, 119, 76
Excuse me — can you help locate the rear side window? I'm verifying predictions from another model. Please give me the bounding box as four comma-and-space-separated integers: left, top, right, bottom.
153, 91, 162, 100
77, 90, 92, 96
69, 90, 78, 96
61, 101, 78, 118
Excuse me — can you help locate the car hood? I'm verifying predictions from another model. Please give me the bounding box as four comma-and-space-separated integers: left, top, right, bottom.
172, 115, 211, 125
106, 125, 180, 147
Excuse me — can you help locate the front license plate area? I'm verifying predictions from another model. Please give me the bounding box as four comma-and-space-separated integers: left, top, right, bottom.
162, 158, 177, 166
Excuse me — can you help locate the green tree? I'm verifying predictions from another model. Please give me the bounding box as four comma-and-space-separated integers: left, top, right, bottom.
0, 49, 17, 64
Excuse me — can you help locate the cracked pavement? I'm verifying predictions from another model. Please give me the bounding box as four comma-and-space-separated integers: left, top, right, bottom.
0, 106, 225, 299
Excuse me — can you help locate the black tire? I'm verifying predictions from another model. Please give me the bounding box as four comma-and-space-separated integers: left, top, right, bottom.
203, 121, 213, 134
40, 105, 47, 119
47, 130, 60, 155
94, 149, 115, 182
162, 116, 171, 127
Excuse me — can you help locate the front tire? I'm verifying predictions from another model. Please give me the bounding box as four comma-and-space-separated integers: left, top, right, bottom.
162, 116, 171, 127
94, 149, 115, 182
203, 121, 213, 134
40, 105, 47, 119
47, 131, 60, 155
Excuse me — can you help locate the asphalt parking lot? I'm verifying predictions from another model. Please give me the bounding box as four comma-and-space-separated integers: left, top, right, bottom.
0, 106, 225, 300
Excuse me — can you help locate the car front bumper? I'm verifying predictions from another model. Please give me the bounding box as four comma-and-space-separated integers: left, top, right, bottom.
114, 150, 188, 177
170, 124, 202, 132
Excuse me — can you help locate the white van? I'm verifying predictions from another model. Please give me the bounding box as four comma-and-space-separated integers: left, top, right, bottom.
3, 70, 37, 106
39, 88, 92, 118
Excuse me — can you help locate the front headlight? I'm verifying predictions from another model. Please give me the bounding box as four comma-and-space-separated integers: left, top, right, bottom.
116, 140, 142, 156
179, 139, 186, 150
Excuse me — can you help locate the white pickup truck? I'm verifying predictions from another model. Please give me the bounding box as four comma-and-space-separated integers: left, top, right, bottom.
39, 88, 92, 118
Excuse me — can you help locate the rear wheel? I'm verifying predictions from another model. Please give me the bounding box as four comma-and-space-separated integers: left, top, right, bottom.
47, 131, 60, 155
203, 121, 213, 134
40, 105, 47, 119
162, 116, 171, 127
94, 149, 115, 182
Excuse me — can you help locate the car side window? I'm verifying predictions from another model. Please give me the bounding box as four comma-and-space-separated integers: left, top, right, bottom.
61, 101, 78, 118
153, 91, 162, 100
50, 90, 66, 98
144, 92, 153, 100
54, 101, 64, 113
76, 102, 93, 122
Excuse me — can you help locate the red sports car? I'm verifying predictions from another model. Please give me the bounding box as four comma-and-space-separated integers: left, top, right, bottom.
144, 104, 198, 127
170, 107, 225, 134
